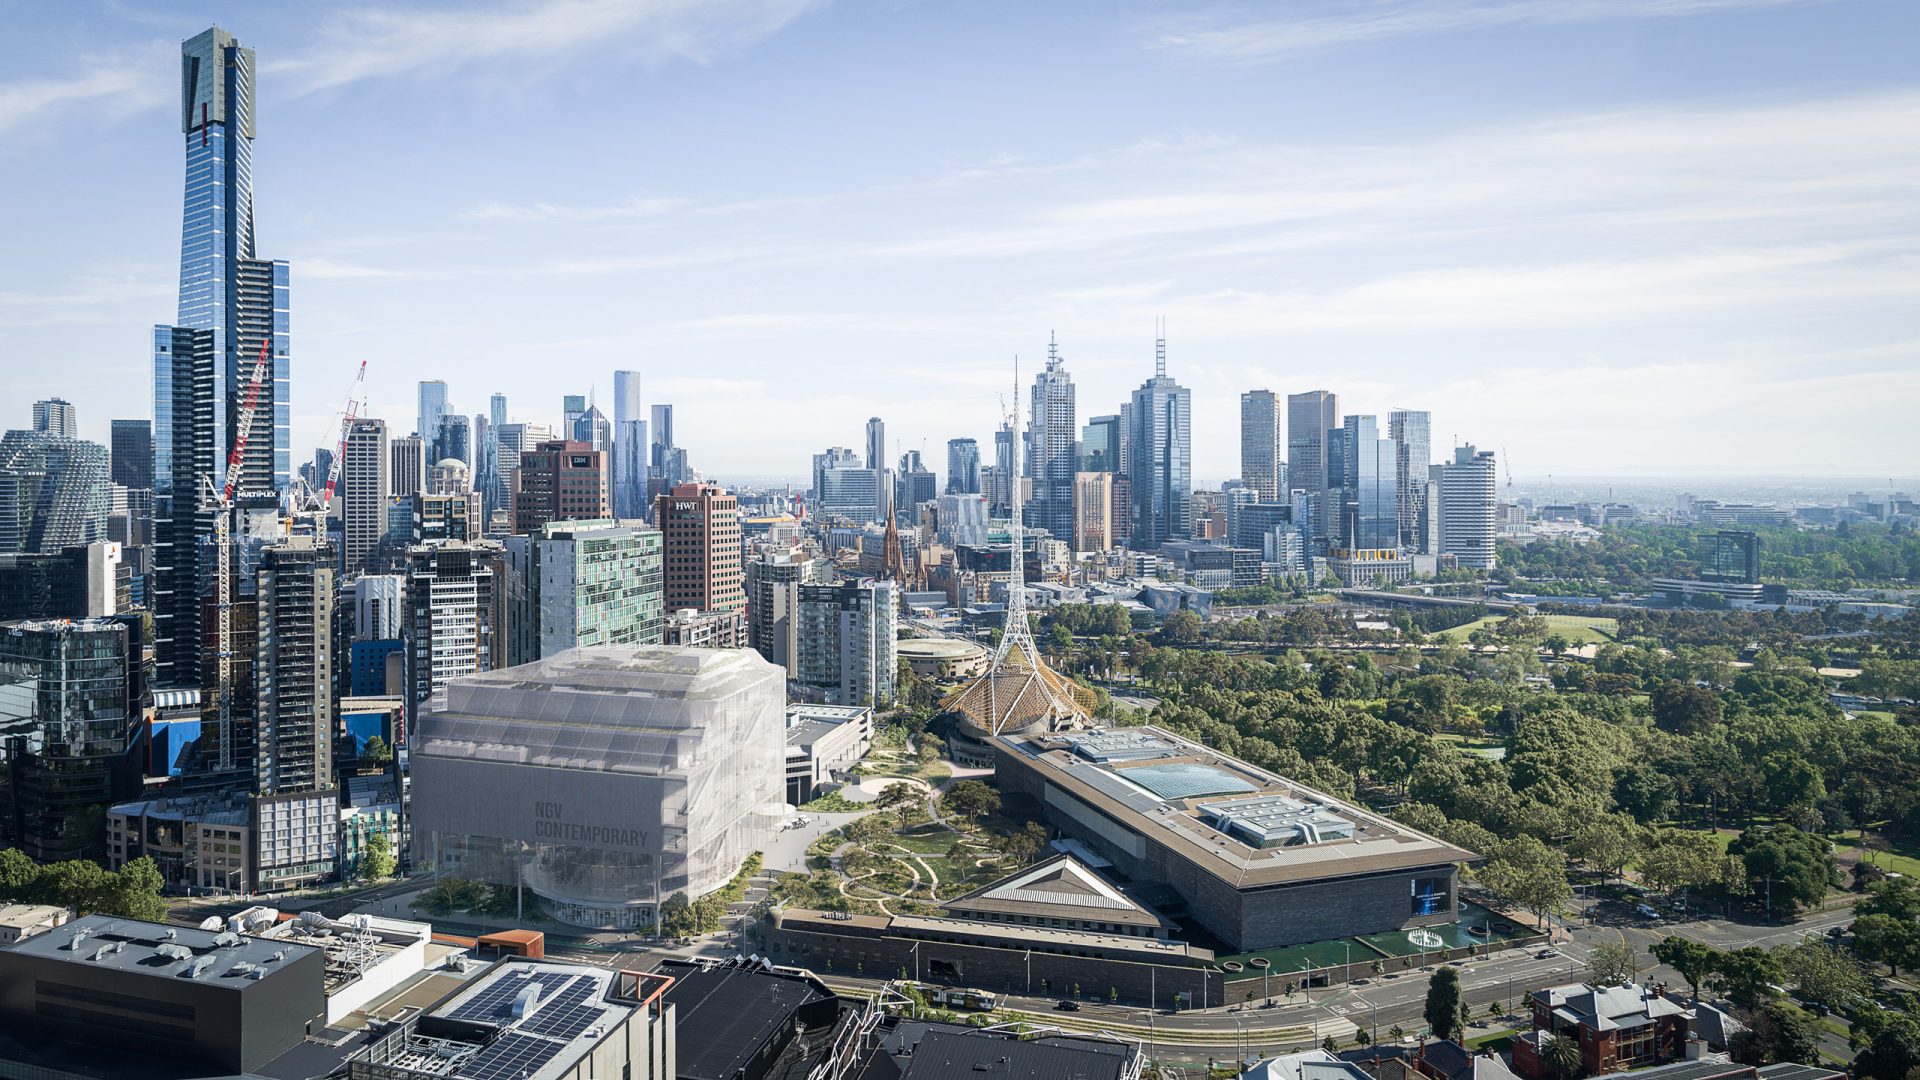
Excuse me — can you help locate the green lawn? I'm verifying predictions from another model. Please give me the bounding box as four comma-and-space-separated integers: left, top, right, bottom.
1436, 614, 1618, 645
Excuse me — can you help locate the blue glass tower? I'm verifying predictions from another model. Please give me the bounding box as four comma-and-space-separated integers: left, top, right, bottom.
1126, 333, 1192, 549
152, 26, 290, 686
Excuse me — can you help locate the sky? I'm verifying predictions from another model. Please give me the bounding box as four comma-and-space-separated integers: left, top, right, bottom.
2, 0, 1916, 486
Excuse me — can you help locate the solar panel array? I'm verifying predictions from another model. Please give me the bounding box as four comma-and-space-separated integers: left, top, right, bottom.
448, 970, 579, 1021
519, 978, 605, 1040
456, 1033, 564, 1080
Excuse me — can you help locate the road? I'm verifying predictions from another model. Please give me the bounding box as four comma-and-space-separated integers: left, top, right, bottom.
177, 873, 1860, 1068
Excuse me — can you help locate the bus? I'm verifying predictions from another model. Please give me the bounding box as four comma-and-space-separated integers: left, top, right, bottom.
928, 987, 998, 1011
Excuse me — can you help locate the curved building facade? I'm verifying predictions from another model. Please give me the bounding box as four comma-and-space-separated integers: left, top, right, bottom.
409, 646, 785, 929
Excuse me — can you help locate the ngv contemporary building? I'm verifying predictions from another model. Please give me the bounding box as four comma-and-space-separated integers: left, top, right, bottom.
409, 646, 785, 930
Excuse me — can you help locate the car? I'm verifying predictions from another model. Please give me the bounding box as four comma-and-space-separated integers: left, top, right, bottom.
1055, 999, 1081, 1011
1535, 949, 1557, 960
1635, 904, 1661, 920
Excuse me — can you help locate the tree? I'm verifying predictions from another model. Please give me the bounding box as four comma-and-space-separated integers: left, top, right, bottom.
1775, 940, 1868, 1014
876, 783, 919, 810
1638, 829, 1727, 900
917, 741, 941, 766
59, 804, 108, 861
1709, 946, 1782, 1008
999, 822, 1048, 865
1586, 941, 1637, 987
1541, 1033, 1582, 1080
1161, 610, 1203, 645
1730, 1000, 1820, 1067
941, 779, 1001, 819
1728, 826, 1836, 917
1612, 764, 1678, 825
1852, 1007, 1920, 1080
360, 833, 398, 881
1568, 814, 1643, 885
1650, 681, 1722, 734
1857, 875, 1920, 921
1652, 935, 1720, 998
363, 734, 393, 767
1852, 913, 1920, 976
1476, 836, 1570, 926
1388, 1025, 1408, 1044
1424, 967, 1464, 1042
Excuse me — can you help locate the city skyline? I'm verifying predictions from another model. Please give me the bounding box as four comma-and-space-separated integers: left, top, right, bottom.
3, 2, 1918, 481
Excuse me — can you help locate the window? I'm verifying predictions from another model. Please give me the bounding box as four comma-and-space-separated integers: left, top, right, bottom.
1412, 876, 1449, 917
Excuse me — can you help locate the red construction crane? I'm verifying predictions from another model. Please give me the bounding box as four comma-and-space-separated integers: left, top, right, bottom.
204, 335, 274, 771
318, 361, 368, 511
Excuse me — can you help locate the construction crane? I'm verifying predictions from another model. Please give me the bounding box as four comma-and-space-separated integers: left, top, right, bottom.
1502, 446, 1514, 491
318, 361, 367, 512
202, 336, 273, 772
289, 360, 368, 514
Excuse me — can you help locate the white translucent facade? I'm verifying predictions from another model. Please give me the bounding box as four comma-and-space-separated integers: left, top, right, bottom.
408, 646, 785, 929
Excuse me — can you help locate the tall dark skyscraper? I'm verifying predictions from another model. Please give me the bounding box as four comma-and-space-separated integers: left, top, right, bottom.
152, 27, 290, 686
1239, 390, 1282, 501
1126, 333, 1191, 549
1389, 409, 1431, 552
1287, 390, 1338, 543
110, 420, 153, 491
945, 438, 980, 495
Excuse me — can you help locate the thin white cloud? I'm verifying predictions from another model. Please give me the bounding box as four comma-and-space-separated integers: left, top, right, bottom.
1140, 0, 1822, 63
464, 196, 688, 223
266, 0, 827, 96
0, 43, 170, 138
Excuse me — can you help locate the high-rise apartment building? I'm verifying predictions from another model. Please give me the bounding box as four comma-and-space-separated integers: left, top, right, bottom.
571, 404, 612, 455
0, 618, 137, 861
1126, 336, 1191, 549
504, 519, 663, 665
1338, 416, 1400, 552
389, 434, 426, 498
403, 540, 506, 735
656, 483, 744, 613
990, 422, 1015, 517
1081, 415, 1120, 474
1027, 340, 1077, 545
1389, 410, 1432, 552
1240, 390, 1282, 501
514, 440, 609, 535
151, 326, 213, 685
796, 578, 897, 706
171, 27, 290, 498
894, 451, 937, 516
946, 438, 980, 495
478, 393, 508, 514
492, 421, 548, 518
1286, 391, 1338, 541
1438, 446, 1498, 570
342, 419, 388, 574
0, 431, 111, 554
31, 400, 76, 437
745, 551, 830, 675
150, 27, 290, 687
254, 537, 334, 796
612, 371, 646, 519
1073, 472, 1113, 553
432, 413, 469, 466
110, 420, 153, 491
417, 380, 448, 442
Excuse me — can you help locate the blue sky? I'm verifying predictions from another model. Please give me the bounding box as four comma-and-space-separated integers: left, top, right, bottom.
2, 0, 1915, 483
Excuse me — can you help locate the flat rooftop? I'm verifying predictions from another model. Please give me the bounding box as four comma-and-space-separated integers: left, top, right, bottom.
349, 958, 667, 1080
657, 958, 837, 1080
4, 913, 320, 986
1001, 727, 1477, 889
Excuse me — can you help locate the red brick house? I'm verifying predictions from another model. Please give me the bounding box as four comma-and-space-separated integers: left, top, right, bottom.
1511, 982, 1693, 1077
